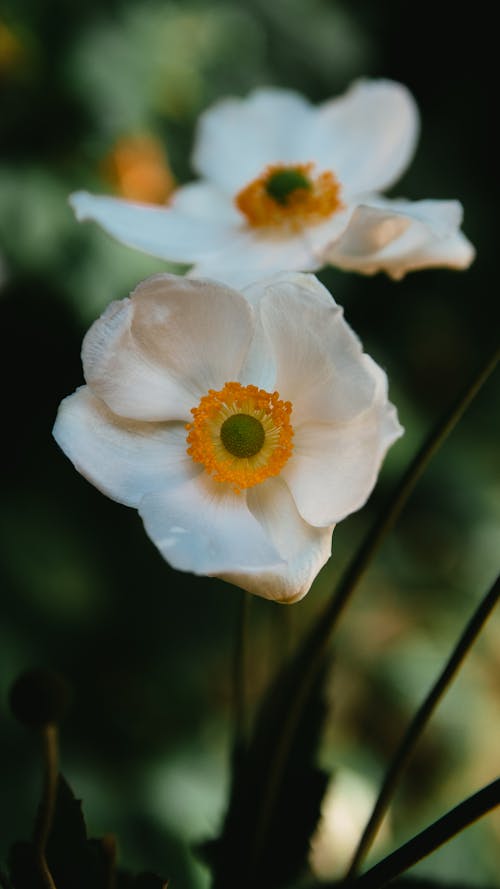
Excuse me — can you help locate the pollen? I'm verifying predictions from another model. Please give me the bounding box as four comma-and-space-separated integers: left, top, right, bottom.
235, 162, 343, 231
186, 382, 294, 493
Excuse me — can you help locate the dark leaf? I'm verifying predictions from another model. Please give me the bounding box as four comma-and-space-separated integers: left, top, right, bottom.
116, 871, 168, 889
207, 649, 331, 889
8, 775, 109, 889
7, 775, 169, 889
131, 873, 169, 889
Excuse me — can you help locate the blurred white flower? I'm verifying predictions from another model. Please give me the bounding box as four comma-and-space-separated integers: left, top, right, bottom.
70, 79, 474, 287
53, 272, 402, 602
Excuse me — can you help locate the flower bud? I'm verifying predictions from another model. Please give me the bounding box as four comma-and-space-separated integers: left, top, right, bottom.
9, 668, 71, 728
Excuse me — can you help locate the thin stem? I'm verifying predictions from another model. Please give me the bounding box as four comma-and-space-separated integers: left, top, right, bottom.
34, 723, 59, 889
345, 574, 499, 879
350, 779, 500, 889
250, 345, 499, 873
232, 591, 250, 756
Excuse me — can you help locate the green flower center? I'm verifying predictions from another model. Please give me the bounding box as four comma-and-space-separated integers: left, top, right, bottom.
220, 413, 265, 458
265, 168, 312, 205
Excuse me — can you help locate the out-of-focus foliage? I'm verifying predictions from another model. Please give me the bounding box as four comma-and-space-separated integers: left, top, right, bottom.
0, 2, 498, 888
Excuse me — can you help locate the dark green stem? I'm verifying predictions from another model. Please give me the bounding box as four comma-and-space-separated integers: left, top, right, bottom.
250, 345, 499, 872
232, 591, 250, 757
350, 779, 500, 889
345, 574, 499, 879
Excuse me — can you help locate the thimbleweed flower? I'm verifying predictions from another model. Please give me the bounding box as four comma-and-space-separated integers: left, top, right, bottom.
70, 80, 474, 288
53, 272, 402, 602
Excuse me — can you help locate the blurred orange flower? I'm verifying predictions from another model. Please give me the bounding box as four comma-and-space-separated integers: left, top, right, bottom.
0, 21, 26, 76
101, 134, 175, 205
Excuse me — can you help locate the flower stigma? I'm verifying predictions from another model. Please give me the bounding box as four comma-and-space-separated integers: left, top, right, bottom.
220, 413, 265, 457
235, 162, 343, 231
186, 382, 293, 492
265, 168, 311, 205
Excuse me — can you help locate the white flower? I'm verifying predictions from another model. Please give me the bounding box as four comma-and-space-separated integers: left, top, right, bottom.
70, 80, 474, 288
53, 272, 402, 603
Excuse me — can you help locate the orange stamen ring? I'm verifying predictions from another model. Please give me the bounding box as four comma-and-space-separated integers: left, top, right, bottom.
235, 162, 343, 231
186, 382, 294, 492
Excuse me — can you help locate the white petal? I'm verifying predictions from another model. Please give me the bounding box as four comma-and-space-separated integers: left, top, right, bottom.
254, 275, 377, 426
187, 224, 324, 289
192, 87, 315, 194
310, 79, 419, 194
325, 198, 475, 278
229, 477, 334, 603
53, 386, 195, 507
139, 473, 284, 582
242, 270, 336, 311
169, 181, 241, 224
284, 356, 403, 526
70, 188, 235, 262
82, 273, 255, 420
239, 271, 336, 390
234, 271, 340, 391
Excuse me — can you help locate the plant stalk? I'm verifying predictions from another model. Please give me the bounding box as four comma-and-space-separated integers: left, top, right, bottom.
349, 779, 500, 889
34, 723, 59, 889
345, 574, 499, 879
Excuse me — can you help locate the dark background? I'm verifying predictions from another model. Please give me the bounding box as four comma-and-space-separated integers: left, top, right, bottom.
1, 1, 498, 886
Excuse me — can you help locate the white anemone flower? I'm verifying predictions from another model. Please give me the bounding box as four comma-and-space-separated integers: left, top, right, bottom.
53, 272, 402, 603
70, 80, 474, 288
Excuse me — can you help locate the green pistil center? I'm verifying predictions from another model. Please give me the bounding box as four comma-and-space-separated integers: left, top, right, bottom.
265, 168, 312, 205
220, 414, 265, 458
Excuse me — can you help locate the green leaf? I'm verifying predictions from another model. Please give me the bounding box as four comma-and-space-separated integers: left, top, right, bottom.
206, 652, 331, 889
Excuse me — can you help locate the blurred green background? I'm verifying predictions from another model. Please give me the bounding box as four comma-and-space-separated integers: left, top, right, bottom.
0, 1, 498, 886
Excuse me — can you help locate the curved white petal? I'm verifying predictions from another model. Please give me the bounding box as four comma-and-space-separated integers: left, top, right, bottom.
242, 270, 336, 312
53, 386, 195, 507
185, 199, 351, 289
169, 181, 241, 224
83, 273, 254, 420
139, 473, 284, 582
238, 271, 334, 392
324, 198, 475, 278
236, 271, 343, 393
139, 471, 332, 603
70, 188, 235, 262
192, 87, 315, 194
232, 477, 334, 603
187, 224, 323, 289
284, 356, 403, 526
252, 275, 377, 426
310, 79, 419, 194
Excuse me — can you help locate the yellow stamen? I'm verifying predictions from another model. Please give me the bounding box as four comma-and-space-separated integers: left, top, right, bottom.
186, 382, 294, 493
235, 162, 343, 231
